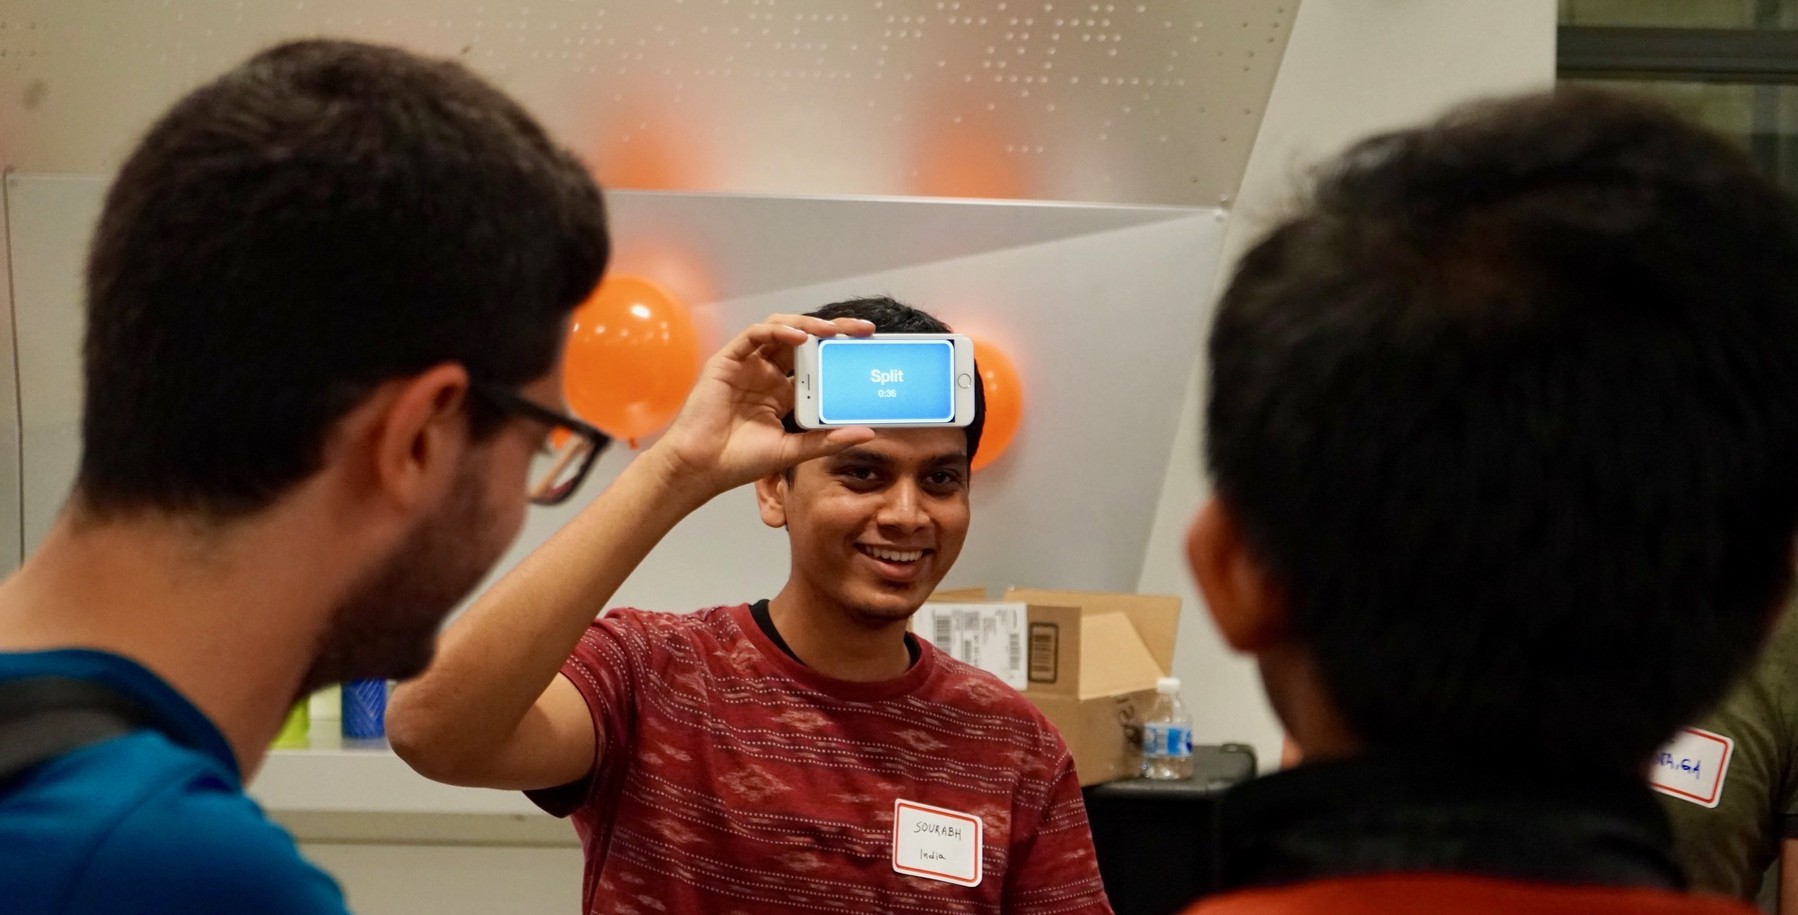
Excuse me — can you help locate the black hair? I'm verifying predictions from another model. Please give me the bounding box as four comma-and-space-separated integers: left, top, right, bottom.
781, 296, 986, 459
78, 39, 608, 519
1206, 88, 1798, 771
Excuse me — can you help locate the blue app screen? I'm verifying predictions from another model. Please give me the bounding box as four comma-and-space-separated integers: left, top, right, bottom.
817, 339, 954, 424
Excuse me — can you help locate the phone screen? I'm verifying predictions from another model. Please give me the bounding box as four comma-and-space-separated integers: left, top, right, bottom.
817, 338, 955, 424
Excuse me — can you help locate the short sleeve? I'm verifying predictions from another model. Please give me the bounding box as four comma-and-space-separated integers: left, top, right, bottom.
525, 613, 650, 818
1662, 606, 1798, 897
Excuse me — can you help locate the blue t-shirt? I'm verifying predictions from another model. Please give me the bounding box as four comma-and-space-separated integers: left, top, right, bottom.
0, 650, 349, 914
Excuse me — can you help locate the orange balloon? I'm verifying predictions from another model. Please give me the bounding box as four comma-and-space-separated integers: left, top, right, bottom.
562, 275, 700, 447
969, 337, 1023, 473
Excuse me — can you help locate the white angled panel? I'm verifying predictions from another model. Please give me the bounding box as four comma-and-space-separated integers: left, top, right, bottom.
6, 174, 1221, 616
8, 180, 1219, 850
472, 189, 1224, 615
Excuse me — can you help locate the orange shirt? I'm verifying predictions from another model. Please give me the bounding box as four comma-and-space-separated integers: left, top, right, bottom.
1183, 873, 1756, 915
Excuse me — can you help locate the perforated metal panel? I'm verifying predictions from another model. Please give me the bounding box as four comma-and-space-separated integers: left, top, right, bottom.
0, 0, 1295, 205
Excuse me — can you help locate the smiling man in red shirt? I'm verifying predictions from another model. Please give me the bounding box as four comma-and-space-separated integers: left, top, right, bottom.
389, 297, 1112, 915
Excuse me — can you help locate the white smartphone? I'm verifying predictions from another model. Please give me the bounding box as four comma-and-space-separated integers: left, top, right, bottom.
793, 333, 977, 429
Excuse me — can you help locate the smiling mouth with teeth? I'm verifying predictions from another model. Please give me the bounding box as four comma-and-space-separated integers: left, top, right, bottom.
858, 544, 926, 563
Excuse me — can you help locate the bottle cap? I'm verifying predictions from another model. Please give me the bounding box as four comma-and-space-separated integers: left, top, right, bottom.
1157, 676, 1180, 694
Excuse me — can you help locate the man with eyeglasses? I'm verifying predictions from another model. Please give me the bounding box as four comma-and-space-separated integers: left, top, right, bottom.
471, 382, 612, 507
388, 296, 1113, 913
0, 40, 625, 914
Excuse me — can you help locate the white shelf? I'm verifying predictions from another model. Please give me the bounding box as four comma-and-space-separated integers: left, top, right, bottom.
251, 740, 540, 817
249, 738, 577, 845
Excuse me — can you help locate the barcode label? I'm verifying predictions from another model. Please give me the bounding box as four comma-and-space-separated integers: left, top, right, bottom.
1029, 623, 1059, 683
917, 603, 1028, 689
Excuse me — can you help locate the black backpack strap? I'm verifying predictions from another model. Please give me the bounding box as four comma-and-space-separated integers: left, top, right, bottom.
0, 676, 157, 786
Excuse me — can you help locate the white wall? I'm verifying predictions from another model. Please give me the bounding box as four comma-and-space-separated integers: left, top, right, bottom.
1137, 0, 1559, 770
0, 183, 22, 572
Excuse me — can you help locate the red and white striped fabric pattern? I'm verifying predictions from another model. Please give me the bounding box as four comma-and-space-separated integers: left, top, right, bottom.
531, 603, 1113, 915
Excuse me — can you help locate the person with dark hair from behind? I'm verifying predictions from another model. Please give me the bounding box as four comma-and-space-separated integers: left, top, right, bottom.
387, 295, 1114, 914
1180, 89, 1798, 915
0, 39, 618, 913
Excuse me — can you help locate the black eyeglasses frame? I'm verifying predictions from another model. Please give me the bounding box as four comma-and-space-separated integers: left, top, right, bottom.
470, 382, 611, 506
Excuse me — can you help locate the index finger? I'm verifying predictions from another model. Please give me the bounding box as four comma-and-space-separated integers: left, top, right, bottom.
719, 314, 876, 366
774, 314, 877, 340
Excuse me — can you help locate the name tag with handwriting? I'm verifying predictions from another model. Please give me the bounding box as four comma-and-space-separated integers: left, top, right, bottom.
1650, 726, 1733, 808
892, 799, 984, 887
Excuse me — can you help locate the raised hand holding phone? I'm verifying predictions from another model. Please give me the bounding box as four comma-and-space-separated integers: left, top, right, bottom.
649, 314, 878, 497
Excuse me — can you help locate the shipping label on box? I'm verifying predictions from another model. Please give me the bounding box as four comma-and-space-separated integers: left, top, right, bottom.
915, 602, 1028, 689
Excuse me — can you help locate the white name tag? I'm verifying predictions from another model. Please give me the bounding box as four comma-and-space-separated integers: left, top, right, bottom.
1649, 726, 1733, 808
891, 799, 984, 887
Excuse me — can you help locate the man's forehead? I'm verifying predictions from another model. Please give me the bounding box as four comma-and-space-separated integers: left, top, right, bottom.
519, 370, 566, 407
834, 428, 968, 462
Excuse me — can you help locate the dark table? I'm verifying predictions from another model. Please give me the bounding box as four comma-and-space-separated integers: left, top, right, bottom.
1080, 744, 1258, 915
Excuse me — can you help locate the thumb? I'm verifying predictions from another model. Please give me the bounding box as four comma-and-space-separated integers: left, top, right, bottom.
786, 426, 876, 466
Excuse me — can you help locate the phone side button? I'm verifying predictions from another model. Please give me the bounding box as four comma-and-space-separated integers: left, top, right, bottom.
956, 373, 973, 389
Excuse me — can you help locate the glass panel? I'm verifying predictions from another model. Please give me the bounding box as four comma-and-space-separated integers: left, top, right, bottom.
1560, 0, 1798, 28
1562, 79, 1798, 190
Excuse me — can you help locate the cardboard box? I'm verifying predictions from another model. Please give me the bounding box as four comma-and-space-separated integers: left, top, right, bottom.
1007, 588, 1180, 785
923, 587, 1181, 786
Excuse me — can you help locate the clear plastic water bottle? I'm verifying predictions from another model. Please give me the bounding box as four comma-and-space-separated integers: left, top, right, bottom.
1141, 676, 1194, 780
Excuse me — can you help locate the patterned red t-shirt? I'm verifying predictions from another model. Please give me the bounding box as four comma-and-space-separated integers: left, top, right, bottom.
529, 603, 1113, 915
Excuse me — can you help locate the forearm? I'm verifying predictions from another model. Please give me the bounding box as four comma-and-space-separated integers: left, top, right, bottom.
390, 313, 874, 782
388, 444, 713, 773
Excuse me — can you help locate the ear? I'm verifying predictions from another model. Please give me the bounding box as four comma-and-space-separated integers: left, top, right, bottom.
1279, 735, 1304, 769
347, 363, 475, 514
1187, 496, 1290, 653
754, 471, 790, 530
